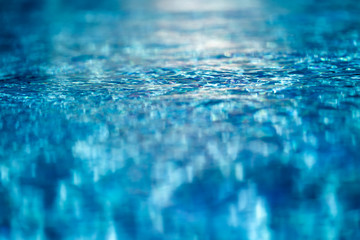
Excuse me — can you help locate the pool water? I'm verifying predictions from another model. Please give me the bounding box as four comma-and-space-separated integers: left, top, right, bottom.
1, 0, 360, 239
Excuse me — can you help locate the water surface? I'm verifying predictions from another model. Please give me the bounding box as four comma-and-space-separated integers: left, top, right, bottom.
1, 0, 360, 239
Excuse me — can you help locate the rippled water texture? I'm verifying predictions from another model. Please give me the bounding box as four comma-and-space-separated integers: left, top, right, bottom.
1, 0, 360, 239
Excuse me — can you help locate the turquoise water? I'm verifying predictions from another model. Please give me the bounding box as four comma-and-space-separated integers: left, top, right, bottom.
1, 0, 360, 239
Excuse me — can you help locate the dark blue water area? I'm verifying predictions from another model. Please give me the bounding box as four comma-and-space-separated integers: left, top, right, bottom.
1, 0, 360, 239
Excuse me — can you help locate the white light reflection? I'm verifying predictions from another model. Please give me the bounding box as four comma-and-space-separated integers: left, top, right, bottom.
250, 198, 271, 240
155, 0, 260, 12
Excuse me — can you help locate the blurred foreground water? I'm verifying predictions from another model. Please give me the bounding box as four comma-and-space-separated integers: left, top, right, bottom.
1, 0, 360, 239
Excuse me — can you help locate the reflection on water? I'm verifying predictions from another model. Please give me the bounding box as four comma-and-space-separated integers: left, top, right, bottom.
1, 0, 360, 239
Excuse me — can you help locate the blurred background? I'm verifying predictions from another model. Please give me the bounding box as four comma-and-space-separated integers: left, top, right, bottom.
1, 0, 360, 239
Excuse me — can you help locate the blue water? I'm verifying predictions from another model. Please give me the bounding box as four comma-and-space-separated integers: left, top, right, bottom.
1, 0, 360, 239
